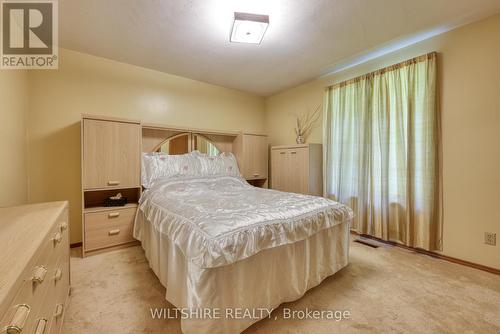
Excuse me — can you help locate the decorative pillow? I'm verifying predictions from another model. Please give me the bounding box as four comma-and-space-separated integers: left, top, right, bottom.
196, 152, 241, 177
141, 152, 201, 188
220, 152, 241, 176
141, 151, 241, 188
141, 153, 156, 188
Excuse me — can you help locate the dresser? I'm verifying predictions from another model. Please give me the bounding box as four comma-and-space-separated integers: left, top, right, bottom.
0, 202, 70, 334
270, 144, 323, 196
233, 133, 268, 188
81, 115, 141, 256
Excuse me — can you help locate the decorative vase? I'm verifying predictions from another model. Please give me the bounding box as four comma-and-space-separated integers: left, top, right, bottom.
296, 135, 305, 144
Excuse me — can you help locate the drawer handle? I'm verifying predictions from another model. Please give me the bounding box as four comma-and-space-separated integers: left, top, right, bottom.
108, 229, 120, 236
108, 212, 120, 218
52, 232, 62, 245
279, 152, 286, 155
33, 318, 47, 334
31, 266, 48, 284
6, 304, 30, 334
54, 304, 64, 318
107, 180, 120, 186
60, 222, 68, 232
290, 151, 297, 154
253, 173, 260, 177
54, 268, 63, 282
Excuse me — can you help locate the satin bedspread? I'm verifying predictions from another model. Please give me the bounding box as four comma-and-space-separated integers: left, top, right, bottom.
135, 210, 351, 334
135, 175, 353, 269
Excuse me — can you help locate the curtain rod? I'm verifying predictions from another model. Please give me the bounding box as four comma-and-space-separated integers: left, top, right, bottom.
327, 52, 437, 89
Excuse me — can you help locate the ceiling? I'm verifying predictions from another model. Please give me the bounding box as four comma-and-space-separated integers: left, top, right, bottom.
59, 0, 500, 96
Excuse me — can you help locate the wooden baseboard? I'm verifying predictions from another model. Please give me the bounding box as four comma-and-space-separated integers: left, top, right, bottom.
351, 231, 500, 275
70, 242, 82, 248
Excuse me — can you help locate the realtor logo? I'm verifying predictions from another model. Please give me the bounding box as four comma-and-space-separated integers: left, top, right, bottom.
1, 0, 58, 69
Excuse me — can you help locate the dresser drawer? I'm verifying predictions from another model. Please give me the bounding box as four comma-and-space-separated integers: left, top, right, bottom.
29, 261, 69, 334
30, 210, 68, 280
84, 207, 136, 251
49, 271, 68, 334
0, 279, 43, 334
0, 213, 69, 333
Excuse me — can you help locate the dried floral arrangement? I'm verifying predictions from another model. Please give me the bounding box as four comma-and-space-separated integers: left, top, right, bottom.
293, 104, 321, 144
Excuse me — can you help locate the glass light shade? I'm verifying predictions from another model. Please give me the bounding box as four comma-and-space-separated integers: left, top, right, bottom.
230, 12, 269, 44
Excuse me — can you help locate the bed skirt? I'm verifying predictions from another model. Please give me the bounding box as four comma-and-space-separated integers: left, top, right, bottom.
135, 211, 350, 334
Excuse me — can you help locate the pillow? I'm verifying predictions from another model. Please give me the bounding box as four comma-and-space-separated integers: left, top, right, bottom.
196, 152, 241, 177
141, 152, 201, 188
141, 151, 241, 188
141, 152, 158, 188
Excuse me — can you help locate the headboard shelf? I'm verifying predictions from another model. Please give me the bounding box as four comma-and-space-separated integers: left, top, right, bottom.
142, 124, 238, 154
142, 122, 239, 137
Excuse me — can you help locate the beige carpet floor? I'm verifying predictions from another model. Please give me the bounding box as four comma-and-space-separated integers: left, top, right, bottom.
63, 240, 500, 334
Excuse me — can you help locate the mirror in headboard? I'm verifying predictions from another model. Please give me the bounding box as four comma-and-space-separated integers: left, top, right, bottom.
193, 134, 220, 156
157, 133, 190, 155
142, 125, 237, 154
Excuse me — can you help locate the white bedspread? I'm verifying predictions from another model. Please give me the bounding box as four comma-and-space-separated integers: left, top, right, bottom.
135, 175, 353, 269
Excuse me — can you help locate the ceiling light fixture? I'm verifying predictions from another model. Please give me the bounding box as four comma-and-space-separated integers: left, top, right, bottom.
230, 12, 269, 44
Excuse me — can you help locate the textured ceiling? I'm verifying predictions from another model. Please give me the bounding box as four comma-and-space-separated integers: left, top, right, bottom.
59, 0, 500, 96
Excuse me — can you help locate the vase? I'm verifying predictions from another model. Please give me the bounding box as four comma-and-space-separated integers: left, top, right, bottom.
296, 135, 305, 144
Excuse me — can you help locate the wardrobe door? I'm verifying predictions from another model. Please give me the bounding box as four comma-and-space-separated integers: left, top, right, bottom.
271, 149, 288, 191
245, 134, 268, 180
287, 147, 309, 194
83, 119, 141, 189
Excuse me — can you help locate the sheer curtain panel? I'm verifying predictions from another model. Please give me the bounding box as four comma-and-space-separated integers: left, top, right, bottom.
323, 52, 442, 251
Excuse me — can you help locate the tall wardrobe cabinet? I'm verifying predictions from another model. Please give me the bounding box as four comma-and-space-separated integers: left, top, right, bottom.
270, 144, 323, 196
81, 115, 141, 256
233, 133, 268, 188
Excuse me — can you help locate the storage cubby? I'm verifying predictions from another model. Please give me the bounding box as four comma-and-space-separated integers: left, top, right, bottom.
83, 187, 141, 212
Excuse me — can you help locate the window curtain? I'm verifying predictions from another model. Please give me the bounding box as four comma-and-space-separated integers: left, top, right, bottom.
323, 52, 442, 251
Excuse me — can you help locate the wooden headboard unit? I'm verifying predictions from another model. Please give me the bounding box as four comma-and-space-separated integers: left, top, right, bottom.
141, 123, 239, 153
141, 122, 269, 188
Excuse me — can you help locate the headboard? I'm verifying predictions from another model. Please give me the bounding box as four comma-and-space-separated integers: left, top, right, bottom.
141, 123, 239, 154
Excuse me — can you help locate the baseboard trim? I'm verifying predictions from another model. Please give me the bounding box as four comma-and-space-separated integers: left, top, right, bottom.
70, 234, 498, 274
350, 231, 500, 276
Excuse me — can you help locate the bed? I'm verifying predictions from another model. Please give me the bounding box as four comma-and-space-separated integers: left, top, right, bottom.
133, 151, 353, 334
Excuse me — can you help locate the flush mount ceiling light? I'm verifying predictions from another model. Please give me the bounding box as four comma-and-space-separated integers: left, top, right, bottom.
230, 12, 269, 44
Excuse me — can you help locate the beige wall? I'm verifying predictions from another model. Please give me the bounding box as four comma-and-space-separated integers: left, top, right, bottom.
265, 14, 500, 269
0, 71, 29, 207
265, 80, 326, 147
27, 48, 265, 244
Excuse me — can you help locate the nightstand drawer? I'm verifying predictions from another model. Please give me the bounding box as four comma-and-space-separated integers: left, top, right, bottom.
84, 207, 136, 251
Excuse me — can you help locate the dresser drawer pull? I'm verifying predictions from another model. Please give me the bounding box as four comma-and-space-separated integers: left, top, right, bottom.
290, 151, 297, 154
54, 304, 64, 318
108, 229, 121, 236
107, 180, 120, 186
31, 266, 48, 284
279, 151, 286, 155
6, 304, 30, 334
108, 212, 120, 218
33, 318, 47, 334
253, 173, 260, 177
60, 222, 68, 232
54, 268, 63, 282
52, 232, 62, 245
